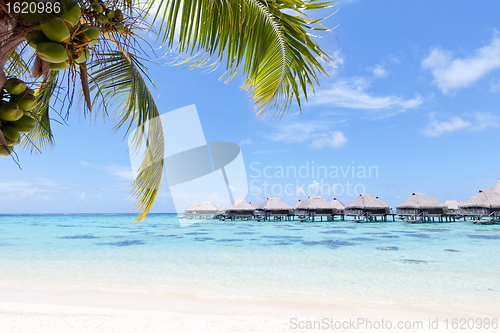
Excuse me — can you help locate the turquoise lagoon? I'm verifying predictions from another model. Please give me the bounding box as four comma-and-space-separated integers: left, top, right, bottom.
0, 214, 499, 312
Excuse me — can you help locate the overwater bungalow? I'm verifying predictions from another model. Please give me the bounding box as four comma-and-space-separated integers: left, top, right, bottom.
444, 200, 460, 217
396, 193, 447, 223
256, 197, 292, 221
330, 198, 345, 218
190, 201, 220, 218
294, 196, 334, 222
345, 194, 391, 222
183, 202, 201, 218
248, 201, 260, 209
459, 190, 500, 224
491, 178, 500, 195
224, 199, 255, 220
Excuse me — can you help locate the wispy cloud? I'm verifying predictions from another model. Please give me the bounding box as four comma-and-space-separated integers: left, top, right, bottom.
262, 122, 347, 149
79, 193, 88, 202
422, 36, 500, 93
421, 112, 500, 137
311, 77, 422, 112
0, 181, 50, 201
106, 165, 134, 181
252, 149, 290, 154
239, 137, 252, 145
309, 131, 347, 149
367, 64, 389, 78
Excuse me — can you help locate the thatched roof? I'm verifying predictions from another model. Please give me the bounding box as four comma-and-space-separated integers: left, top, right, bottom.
225, 199, 255, 211
346, 194, 390, 209
193, 201, 219, 212
491, 179, 500, 195
292, 199, 304, 208
330, 198, 345, 210
248, 201, 260, 209
459, 190, 500, 209
185, 202, 201, 211
444, 200, 459, 210
300, 196, 333, 210
216, 205, 224, 212
259, 197, 291, 211
396, 193, 445, 209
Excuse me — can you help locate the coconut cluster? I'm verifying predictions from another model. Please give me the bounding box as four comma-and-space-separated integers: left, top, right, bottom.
89, 2, 126, 33
0, 78, 37, 156
24, 0, 101, 71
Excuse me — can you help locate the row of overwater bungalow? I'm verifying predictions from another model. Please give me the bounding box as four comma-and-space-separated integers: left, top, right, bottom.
182, 179, 500, 224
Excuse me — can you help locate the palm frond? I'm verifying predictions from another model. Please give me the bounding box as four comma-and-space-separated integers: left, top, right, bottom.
87, 48, 165, 223
147, 0, 334, 117
4, 46, 30, 79
20, 71, 58, 153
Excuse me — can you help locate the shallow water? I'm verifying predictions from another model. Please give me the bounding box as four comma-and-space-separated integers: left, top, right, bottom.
0, 214, 499, 311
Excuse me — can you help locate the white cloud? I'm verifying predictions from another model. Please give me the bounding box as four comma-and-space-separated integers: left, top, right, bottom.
309, 131, 347, 149
388, 54, 401, 64
368, 64, 389, 78
421, 112, 500, 137
318, 50, 345, 76
107, 165, 134, 181
79, 193, 87, 202
262, 122, 346, 149
421, 117, 470, 137
80, 161, 90, 166
309, 181, 320, 192
422, 37, 500, 93
239, 137, 252, 145
311, 77, 422, 112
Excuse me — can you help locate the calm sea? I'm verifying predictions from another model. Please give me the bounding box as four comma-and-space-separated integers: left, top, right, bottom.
0, 214, 499, 311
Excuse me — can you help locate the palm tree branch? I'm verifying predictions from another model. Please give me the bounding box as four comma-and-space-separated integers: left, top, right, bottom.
87, 37, 165, 223
19, 71, 58, 153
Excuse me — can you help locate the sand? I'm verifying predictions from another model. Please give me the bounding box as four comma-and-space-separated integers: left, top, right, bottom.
0, 288, 498, 332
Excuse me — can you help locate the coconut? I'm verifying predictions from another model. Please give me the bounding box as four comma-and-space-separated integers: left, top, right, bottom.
5, 135, 20, 146
98, 14, 109, 22
41, 18, 71, 43
1, 125, 20, 144
5, 78, 26, 95
0, 102, 23, 121
114, 9, 123, 21
10, 115, 37, 133
37, 42, 68, 63
115, 23, 124, 33
26, 31, 50, 49
10, 94, 37, 111
77, 25, 100, 46
0, 146, 13, 156
91, 3, 103, 13
58, 0, 82, 26
50, 61, 71, 71
75, 49, 90, 63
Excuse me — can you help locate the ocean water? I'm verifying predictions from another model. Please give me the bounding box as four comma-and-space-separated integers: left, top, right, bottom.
0, 214, 499, 311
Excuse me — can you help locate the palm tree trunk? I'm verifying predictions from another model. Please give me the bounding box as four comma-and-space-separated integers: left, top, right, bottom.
0, 0, 30, 88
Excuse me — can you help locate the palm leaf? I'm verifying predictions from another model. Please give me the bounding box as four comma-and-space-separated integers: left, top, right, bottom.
87, 48, 165, 223
147, 0, 333, 117
19, 71, 58, 153
4, 46, 30, 79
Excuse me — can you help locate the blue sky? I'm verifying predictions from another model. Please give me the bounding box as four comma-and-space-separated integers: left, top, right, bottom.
2, 0, 500, 214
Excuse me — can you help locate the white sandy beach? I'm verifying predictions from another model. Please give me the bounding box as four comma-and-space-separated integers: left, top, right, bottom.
1, 288, 498, 333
